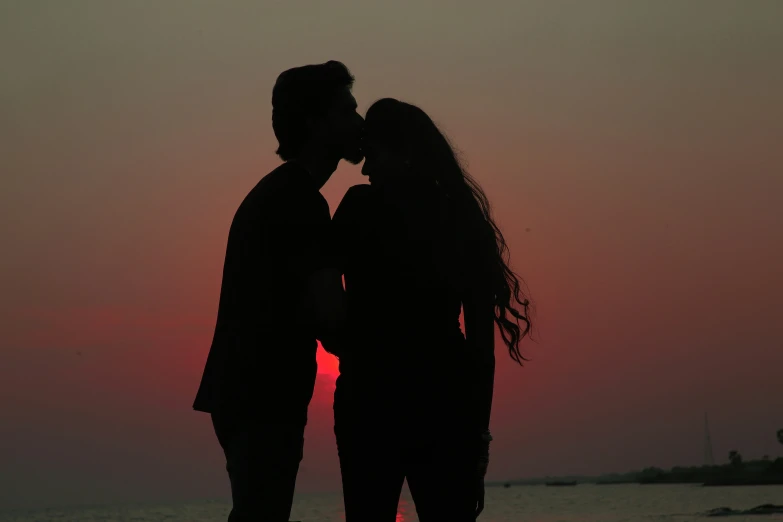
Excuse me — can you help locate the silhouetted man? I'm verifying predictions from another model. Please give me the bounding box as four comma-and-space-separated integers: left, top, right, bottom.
193, 61, 363, 522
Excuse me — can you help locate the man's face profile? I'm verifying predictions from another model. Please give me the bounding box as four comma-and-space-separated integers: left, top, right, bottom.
324, 87, 364, 165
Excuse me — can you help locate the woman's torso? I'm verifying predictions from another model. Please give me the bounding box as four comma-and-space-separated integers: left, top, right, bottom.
332, 183, 476, 425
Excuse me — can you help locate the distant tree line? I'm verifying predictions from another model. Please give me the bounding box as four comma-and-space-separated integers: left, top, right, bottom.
494, 429, 783, 487
636, 430, 783, 486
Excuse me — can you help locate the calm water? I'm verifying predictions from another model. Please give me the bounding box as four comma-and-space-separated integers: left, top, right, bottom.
2, 484, 781, 522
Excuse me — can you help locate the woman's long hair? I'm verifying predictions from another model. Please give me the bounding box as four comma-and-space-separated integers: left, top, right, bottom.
364, 98, 533, 364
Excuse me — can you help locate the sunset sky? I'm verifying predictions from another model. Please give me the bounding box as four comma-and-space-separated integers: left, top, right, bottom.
1, 0, 782, 509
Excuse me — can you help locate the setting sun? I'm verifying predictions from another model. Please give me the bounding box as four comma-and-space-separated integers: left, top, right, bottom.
316, 342, 340, 382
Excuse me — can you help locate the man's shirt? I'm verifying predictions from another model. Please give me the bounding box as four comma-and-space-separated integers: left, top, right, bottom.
193, 162, 331, 424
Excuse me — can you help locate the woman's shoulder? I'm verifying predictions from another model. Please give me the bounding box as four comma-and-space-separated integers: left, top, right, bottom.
337, 184, 375, 212
344, 183, 374, 200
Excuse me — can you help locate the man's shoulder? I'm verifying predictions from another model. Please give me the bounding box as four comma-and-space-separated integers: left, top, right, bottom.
252, 162, 305, 197
232, 163, 328, 232
236, 163, 308, 213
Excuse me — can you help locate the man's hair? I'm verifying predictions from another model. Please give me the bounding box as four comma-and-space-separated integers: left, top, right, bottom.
272, 61, 355, 161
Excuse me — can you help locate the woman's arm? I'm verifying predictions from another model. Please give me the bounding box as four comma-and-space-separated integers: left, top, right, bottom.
463, 291, 495, 436
464, 290, 495, 517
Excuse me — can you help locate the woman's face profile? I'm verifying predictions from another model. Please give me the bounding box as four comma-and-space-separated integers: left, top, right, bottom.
360, 135, 408, 186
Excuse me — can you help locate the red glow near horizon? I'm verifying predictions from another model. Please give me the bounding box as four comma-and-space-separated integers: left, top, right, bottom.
316, 342, 340, 382
396, 497, 412, 521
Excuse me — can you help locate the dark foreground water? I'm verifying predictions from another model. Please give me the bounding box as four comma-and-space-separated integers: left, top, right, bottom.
2, 484, 781, 521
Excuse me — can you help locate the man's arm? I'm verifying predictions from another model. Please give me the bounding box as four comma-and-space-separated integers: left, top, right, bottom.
305, 267, 346, 354
281, 188, 348, 352
309, 185, 368, 355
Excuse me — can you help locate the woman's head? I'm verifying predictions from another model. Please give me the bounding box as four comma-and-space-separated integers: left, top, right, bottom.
362, 98, 533, 364
361, 98, 458, 187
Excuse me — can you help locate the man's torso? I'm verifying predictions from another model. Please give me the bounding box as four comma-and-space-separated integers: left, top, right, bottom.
193, 162, 330, 422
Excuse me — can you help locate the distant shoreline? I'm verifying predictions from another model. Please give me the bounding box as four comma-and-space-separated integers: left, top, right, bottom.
489, 457, 783, 488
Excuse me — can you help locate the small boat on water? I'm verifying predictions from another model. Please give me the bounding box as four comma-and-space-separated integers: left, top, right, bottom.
545, 481, 578, 486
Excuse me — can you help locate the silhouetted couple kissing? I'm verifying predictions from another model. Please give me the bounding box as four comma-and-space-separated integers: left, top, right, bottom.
193, 60, 533, 522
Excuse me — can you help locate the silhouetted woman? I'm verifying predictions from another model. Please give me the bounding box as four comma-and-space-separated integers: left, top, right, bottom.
327, 98, 532, 522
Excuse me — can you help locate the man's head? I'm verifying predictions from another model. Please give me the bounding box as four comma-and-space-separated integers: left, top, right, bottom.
272, 61, 364, 165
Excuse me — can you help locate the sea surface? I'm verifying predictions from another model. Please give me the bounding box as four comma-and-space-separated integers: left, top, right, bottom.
2, 484, 781, 522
